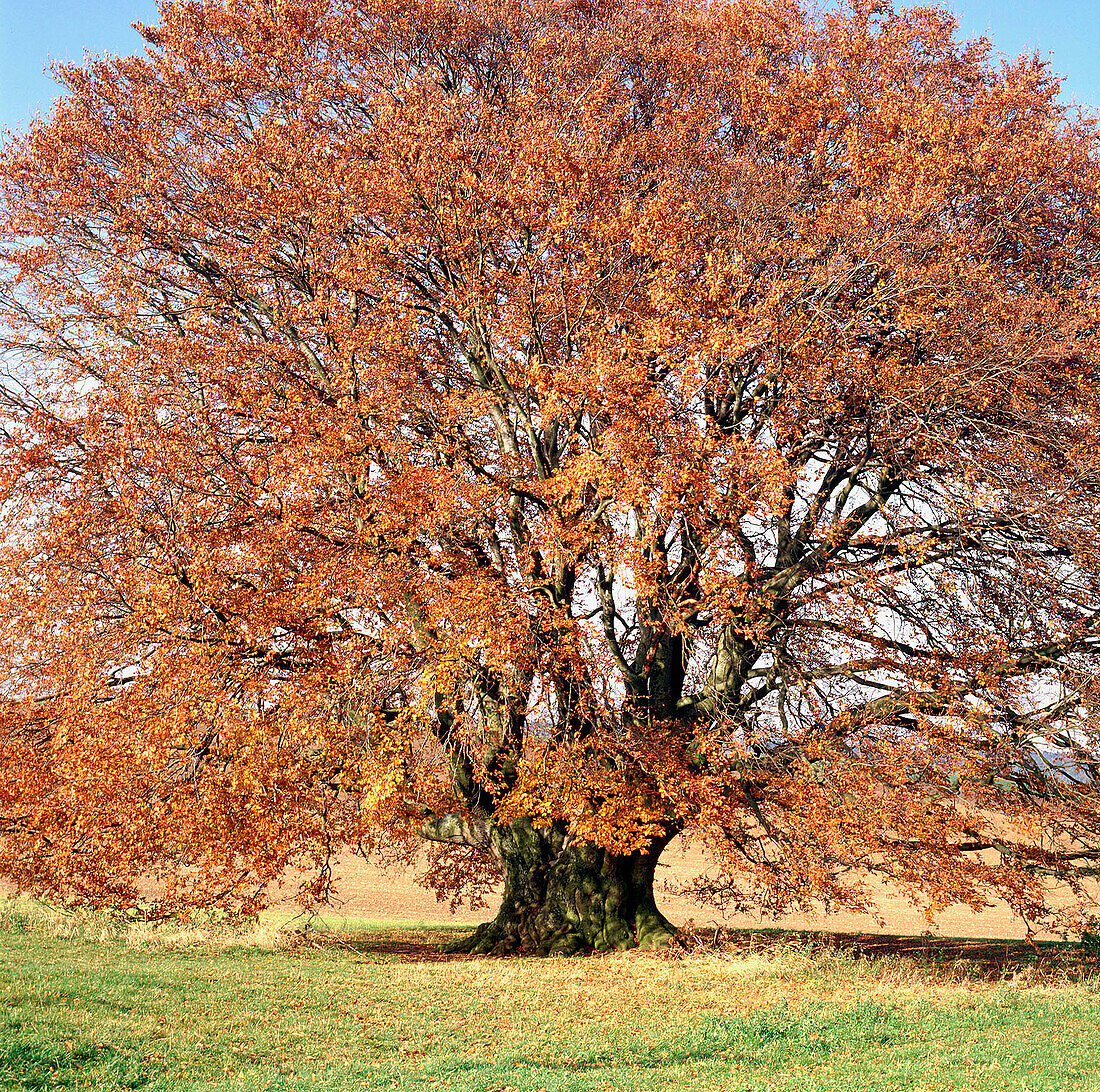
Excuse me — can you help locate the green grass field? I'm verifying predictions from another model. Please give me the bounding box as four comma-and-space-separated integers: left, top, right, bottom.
2, 909, 1099, 1091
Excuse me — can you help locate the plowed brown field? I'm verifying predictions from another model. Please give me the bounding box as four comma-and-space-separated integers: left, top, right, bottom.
268, 835, 1093, 940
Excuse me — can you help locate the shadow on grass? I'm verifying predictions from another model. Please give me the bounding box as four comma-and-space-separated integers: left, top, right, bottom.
680, 927, 1100, 980
286, 922, 1100, 978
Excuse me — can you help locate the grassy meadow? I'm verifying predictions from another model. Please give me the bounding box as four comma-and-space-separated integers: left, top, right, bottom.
2, 906, 1100, 1091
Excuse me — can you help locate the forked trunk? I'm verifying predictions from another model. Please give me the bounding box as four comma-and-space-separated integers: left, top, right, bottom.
447, 820, 677, 955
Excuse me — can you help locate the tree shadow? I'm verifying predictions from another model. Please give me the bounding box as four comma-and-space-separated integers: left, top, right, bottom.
683, 926, 1099, 980
282, 922, 1098, 977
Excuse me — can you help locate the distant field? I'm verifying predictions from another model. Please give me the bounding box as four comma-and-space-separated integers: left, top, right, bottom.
267, 837, 1094, 941
0, 835, 1092, 941
2, 916, 1100, 1092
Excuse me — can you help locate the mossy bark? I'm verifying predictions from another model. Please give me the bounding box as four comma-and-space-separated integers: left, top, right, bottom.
445, 820, 676, 955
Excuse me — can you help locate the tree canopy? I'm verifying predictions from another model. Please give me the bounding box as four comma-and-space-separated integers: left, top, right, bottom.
2, 0, 1100, 952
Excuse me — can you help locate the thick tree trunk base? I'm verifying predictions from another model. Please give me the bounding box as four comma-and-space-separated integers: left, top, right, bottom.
444, 821, 676, 956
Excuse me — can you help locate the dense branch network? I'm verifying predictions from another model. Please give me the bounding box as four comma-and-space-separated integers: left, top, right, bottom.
1, 0, 1099, 946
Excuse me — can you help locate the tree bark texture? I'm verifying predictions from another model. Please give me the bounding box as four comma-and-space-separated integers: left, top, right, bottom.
445, 820, 677, 955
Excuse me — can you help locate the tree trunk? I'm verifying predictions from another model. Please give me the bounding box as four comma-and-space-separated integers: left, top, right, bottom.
446, 820, 677, 955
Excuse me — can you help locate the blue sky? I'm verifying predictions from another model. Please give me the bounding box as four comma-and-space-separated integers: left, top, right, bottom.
1, 0, 1098, 133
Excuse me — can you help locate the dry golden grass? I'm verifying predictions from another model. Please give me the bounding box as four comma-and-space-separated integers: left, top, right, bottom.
3, 908, 1099, 1091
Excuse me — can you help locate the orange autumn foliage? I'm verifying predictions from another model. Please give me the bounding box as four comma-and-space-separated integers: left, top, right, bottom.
1, 0, 1099, 943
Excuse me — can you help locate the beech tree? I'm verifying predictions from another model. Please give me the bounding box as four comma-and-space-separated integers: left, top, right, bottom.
2, 0, 1100, 953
